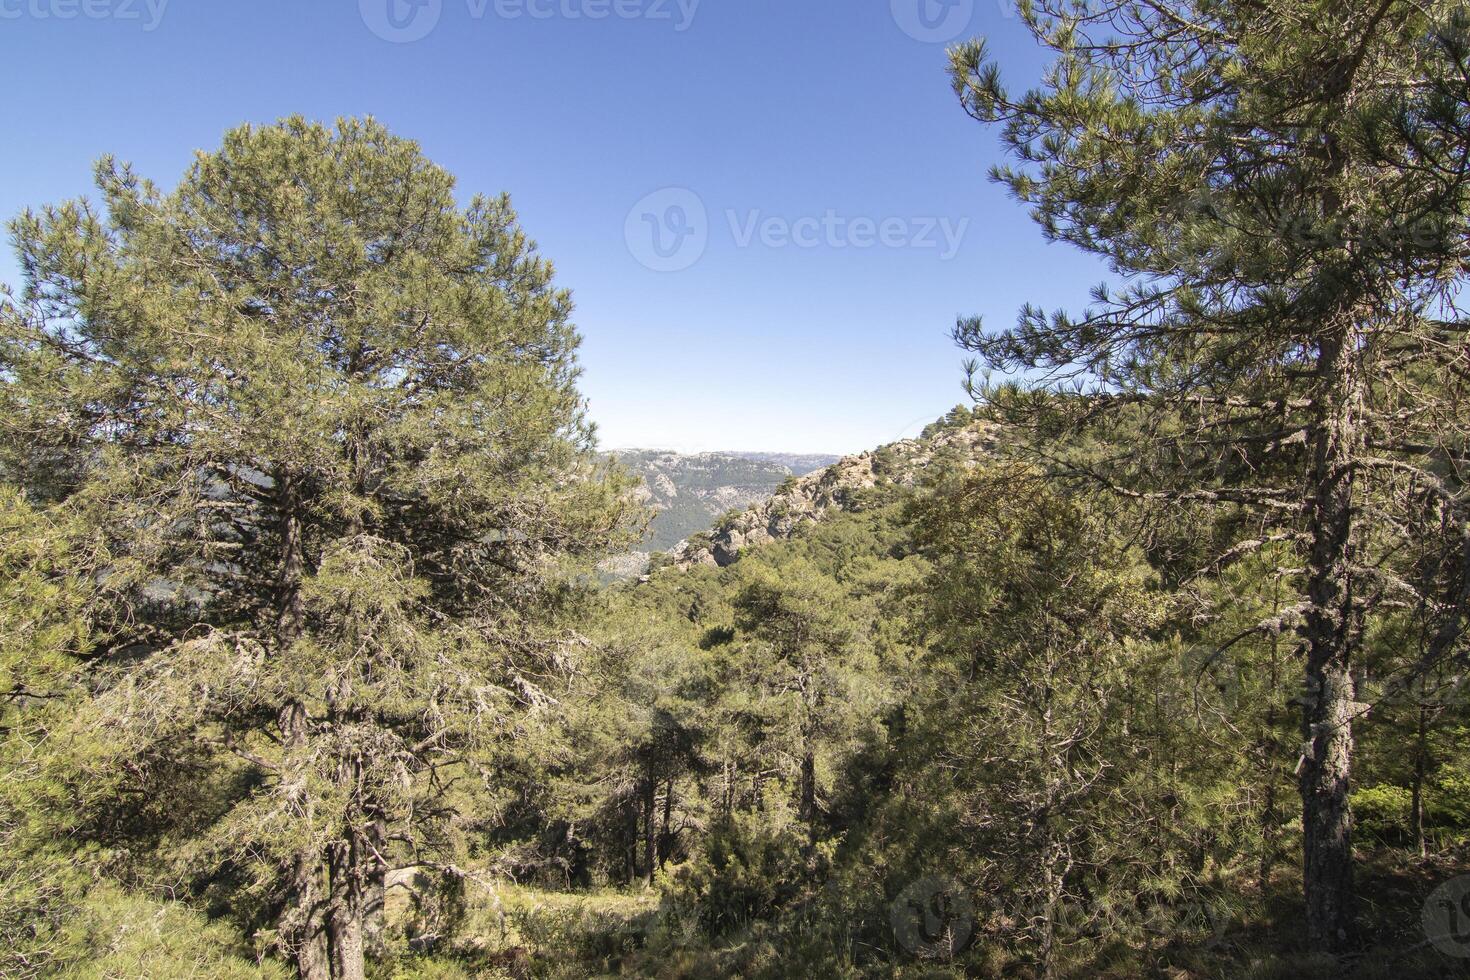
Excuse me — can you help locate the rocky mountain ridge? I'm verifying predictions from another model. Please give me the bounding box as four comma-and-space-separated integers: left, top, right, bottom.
667, 419, 998, 570
600, 449, 839, 576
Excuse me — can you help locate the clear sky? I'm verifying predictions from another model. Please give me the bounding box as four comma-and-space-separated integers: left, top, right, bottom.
0, 0, 1110, 454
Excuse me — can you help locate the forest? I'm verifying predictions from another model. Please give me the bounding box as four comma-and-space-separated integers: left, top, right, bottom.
3, 2, 1470, 978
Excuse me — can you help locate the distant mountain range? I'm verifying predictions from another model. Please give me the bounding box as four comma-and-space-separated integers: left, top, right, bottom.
600, 412, 996, 578
668, 417, 997, 570
603, 450, 839, 573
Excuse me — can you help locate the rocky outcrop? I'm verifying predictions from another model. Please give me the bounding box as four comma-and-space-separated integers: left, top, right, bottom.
599, 449, 840, 577
668, 421, 997, 569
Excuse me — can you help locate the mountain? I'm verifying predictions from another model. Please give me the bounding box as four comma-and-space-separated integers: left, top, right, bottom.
604, 450, 840, 572
726, 452, 847, 475
667, 416, 997, 570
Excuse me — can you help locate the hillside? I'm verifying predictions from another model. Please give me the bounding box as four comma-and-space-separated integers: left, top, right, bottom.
610, 449, 838, 556
669, 415, 998, 569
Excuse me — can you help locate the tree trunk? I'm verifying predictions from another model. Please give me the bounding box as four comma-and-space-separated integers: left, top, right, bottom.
279, 694, 327, 979
273, 469, 308, 645
272, 470, 331, 978
329, 901, 365, 980
1299, 325, 1359, 954
642, 773, 657, 886
1039, 840, 1062, 980
1038, 692, 1059, 980
1411, 704, 1429, 859
1259, 618, 1282, 890
328, 837, 366, 980
798, 745, 817, 845
624, 797, 639, 884
285, 850, 331, 980
659, 777, 674, 868
362, 816, 389, 951
797, 672, 819, 849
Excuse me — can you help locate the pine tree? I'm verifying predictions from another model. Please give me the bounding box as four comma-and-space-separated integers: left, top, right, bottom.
907, 463, 1170, 976
571, 591, 713, 886
952, 0, 1470, 952
0, 117, 640, 979
731, 558, 873, 852
0, 490, 91, 978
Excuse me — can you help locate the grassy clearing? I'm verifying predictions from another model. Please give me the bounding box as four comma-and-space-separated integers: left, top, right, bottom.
370, 851, 1470, 979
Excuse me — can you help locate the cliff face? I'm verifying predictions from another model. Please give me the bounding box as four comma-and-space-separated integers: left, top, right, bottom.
668, 421, 997, 569
598, 449, 839, 577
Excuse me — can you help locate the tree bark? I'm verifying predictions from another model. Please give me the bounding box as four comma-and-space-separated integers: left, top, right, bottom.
624, 796, 639, 884
362, 816, 389, 951
272, 470, 331, 979
642, 772, 657, 886
1259, 617, 1282, 891
273, 469, 308, 645
285, 850, 331, 980
328, 836, 366, 980
1039, 839, 1062, 980
658, 777, 674, 868
1298, 325, 1359, 954
798, 677, 818, 849
1411, 704, 1429, 858
798, 745, 817, 846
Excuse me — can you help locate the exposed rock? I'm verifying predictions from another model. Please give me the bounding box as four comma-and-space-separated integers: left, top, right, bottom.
606, 449, 839, 558
667, 421, 997, 570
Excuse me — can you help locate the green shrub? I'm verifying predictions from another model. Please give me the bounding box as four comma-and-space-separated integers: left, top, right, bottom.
1427, 765, 1470, 846
1353, 785, 1413, 844
60, 884, 287, 980
668, 815, 807, 938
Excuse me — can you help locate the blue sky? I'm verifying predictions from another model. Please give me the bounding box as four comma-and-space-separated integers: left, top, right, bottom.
0, 0, 1110, 454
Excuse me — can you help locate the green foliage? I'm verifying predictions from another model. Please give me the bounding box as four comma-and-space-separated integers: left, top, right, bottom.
1353, 786, 1413, 845
668, 815, 809, 938
0, 116, 643, 976
891, 463, 1194, 973
0, 490, 93, 978
59, 885, 289, 980
611, 450, 830, 553
2, 10, 1469, 967
950, 0, 1470, 955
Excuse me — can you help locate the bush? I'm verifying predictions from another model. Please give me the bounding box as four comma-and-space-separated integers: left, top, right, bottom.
667, 815, 807, 938
1353, 785, 1413, 845
1427, 766, 1470, 846
60, 884, 288, 980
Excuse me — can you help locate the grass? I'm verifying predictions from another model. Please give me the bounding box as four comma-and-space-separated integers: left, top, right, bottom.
64, 850, 1468, 979
387, 851, 1470, 979
380, 877, 662, 978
